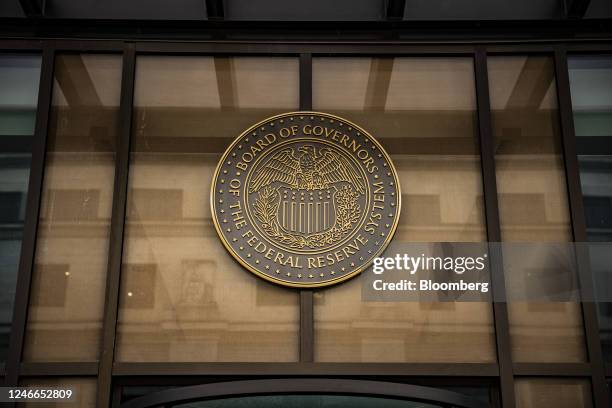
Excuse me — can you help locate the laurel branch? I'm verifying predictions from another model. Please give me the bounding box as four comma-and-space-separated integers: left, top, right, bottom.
253, 185, 361, 249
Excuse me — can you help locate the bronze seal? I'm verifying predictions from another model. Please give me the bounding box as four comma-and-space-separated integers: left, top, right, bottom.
211, 112, 401, 288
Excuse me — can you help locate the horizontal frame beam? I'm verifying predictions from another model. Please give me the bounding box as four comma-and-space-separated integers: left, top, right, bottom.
1, 17, 611, 43
112, 363, 500, 377
135, 42, 477, 55
11, 362, 601, 378
575, 136, 612, 155
2, 39, 612, 55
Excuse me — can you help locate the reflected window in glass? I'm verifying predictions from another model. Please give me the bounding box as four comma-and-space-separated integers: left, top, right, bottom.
24, 54, 122, 362
0, 54, 41, 363
569, 54, 612, 362
488, 55, 586, 363
312, 57, 495, 363
115, 56, 301, 362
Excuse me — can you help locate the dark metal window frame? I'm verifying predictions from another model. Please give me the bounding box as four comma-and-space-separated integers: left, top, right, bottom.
0, 38, 610, 408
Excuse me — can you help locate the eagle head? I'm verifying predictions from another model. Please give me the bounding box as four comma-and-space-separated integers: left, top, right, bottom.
298, 145, 316, 156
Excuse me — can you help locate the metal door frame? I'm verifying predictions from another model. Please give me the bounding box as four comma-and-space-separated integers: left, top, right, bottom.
119, 378, 489, 408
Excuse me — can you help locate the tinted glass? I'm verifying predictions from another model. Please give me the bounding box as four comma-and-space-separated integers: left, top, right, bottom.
174, 395, 442, 408
568, 56, 612, 137
488, 55, 586, 362
24, 54, 122, 361
312, 57, 495, 362
115, 56, 300, 362
569, 55, 612, 361
515, 378, 593, 408
578, 156, 612, 361
0, 54, 41, 362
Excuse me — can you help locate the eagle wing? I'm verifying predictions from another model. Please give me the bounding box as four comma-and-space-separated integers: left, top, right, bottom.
248, 148, 300, 193
316, 149, 366, 194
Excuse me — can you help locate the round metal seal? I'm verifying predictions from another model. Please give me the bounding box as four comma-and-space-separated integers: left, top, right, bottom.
211, 112, 401, 288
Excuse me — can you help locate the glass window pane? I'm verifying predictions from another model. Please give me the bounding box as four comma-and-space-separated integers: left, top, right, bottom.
569, 55, 612, 362
115, 56, 300, 362
174, 395, 443, 408
515, 378, 593, 408
23, 54, 122, 361
0, 55, 41, 136
0, 54, 41, 363
568, 56, 612, 137
578, 156, 612, 242
312, 57, 495, 362
578, 156, 612, 361
488, 55, 586, 362
20, 377, 96, 408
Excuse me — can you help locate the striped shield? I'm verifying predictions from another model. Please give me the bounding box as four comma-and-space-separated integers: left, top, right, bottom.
278, 188, 335, 234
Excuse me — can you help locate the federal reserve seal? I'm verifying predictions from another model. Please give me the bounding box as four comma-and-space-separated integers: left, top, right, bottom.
211, 112, 400, 288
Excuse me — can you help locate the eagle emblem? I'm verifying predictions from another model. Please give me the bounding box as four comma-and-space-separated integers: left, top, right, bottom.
249, 144, 365, 249
249, 145, 366, 193
211, 112, 401, 288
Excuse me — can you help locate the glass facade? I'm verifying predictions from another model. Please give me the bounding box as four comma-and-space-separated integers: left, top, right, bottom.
568, 56, 612, 138
0, 54, 41, 363
0, 43, 608, 408
23, 54, 123, 362
568, 55, 612, 362
579, 154, 612, 362
488, 55, 586, 363
312, 57, 495, 363
515, 378, 593, 408
115, 56, 300, 362
173, 395, 444, 407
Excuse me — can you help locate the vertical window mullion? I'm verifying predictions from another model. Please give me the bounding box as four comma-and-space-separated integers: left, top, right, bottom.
299, 52, 314, 363
474, 46, 516, 408
96, 42, 136, 408
300, 53, 313, 111
5, 45, 54, 390
553, 46, 609, 408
